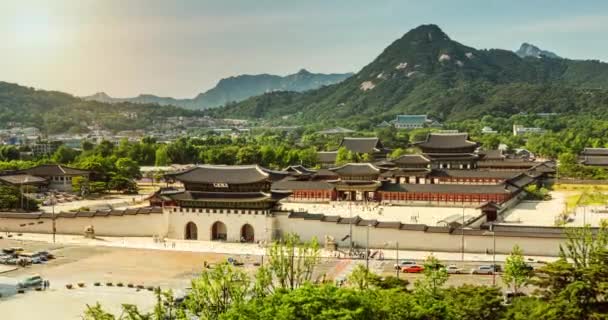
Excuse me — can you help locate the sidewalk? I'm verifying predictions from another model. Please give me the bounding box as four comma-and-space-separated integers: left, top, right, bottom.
10, 233, 559, 264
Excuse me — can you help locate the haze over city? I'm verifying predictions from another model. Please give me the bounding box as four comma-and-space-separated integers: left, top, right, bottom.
1, 0, 607, 97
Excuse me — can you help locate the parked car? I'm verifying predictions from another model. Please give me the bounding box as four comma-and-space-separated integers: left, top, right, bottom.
394, 260, 416, 270
402, 265, 425, 273
471, 265, 495, 275
18, 275, 43, 288
446, 265, 464, 274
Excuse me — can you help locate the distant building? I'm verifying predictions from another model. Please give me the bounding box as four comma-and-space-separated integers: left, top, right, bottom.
16, 164, 91, 192
513, 124, 545, 136
338, 137, 390, 160
393, 115, 428, 129
580, 148, 608, 167
481, 126, 497, 134
316, 127, 355, 135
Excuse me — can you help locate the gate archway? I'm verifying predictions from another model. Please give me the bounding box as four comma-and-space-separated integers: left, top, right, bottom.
185, 222, 198, 240
240, 224, 254, 242
211, 221, 227, 241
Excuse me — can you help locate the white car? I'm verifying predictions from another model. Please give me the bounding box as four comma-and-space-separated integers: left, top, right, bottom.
394, 260, 416, 270
446, 265, 463, 274
472, 265, 495, 275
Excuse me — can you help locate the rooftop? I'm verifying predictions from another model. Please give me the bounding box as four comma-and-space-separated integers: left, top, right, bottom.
167, 165, 269, 184
395, 114, 427, 124
391, 154, 430, 166
415, 133, 477, 150
339, 137, 384, 154
330, 163, 381, 176
18, 164, 90, 177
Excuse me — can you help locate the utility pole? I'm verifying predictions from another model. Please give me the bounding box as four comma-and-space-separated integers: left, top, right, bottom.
51, 191, 56, 244
492, 224, 496, 286
366, 224, 371, 270
461, 205, 465, 262
396, 241, 400, 279
349, 202, 353, 256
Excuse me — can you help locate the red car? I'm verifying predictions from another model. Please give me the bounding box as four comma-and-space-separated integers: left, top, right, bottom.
402, 265, 424, 273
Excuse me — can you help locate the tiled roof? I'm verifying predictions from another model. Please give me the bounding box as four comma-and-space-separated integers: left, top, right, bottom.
317, 151, 338, 163
581, 148, 608, 156
339, 137, 383, 153
415, 133, 477, 149
166, 191, 276, 202
0, 207, 162, 219
272, 178, 335, 191
0, 174, 47, 185
19, 164, 90, 177
391, 154, 430, 165
330, 163, 380, 176
380, 182, 513, 194
434, 170, 521, 179
395, 115, 427, 124
168, 165, 269, 184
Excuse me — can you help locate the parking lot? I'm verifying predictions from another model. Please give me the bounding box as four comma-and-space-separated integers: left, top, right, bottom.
0, 236, 542, 319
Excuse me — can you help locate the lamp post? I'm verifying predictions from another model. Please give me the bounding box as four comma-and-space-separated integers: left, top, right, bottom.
51, 191, 56, 244
366, 223, 372, 270
461, 205, 465, 262
396, 241, 400, 279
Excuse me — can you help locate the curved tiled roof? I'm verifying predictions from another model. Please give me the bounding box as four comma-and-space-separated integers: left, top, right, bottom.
339, 137, 383, 153
18, 164, 90, 176
317, 151, 338, 163
329, 163, 380, 176
415, 133, 477, 149
272, 178, 335, 191
168, 165, 269, 184
391, 154, 430, 165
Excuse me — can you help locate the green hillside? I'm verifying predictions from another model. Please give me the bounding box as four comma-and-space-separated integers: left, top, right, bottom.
212, 25, 608, 127
0, 81, 204, 134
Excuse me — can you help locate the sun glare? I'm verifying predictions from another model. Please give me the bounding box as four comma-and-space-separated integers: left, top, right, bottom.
11, 9, 61, 47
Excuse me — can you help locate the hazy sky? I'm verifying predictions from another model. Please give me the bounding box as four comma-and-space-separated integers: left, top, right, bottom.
1, 0, 607, 98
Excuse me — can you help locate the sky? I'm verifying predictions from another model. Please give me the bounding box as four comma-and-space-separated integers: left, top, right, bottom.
1, 0, 607, 98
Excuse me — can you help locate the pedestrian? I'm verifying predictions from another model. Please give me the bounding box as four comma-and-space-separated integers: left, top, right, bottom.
172, 242, 176, 249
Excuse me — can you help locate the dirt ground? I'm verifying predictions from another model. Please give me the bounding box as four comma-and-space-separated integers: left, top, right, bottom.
0, 238, 524, 319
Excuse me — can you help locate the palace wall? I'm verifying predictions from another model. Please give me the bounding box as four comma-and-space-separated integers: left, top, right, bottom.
274, 213, 566, 256
0, 211, 166, 237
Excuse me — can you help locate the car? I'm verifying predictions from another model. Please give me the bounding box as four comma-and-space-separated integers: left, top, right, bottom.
18, 275, 43, 289
471, 265, 495, 275
446, 265, 463, 274
394, 260, 416, 270
402, 265, 425, 273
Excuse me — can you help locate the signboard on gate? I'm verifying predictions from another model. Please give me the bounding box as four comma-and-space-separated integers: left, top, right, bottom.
213, 183, 229, 188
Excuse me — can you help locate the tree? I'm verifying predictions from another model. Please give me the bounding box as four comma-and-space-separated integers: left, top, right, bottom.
72, 176, 90, 196
347, 264, 380, 290
502, 245, 532, 295
116, 157, 141, 180
52, 145, 79, 164
0, 145, 20, 161
264, 233, 320, 291
414, 255, 448, 298
109, 175, 138, 194
154, 145, 169, 166
335, 147, 352, 165
184, 263, 250, 320
533, 223, 608, 319
443, 285, 505, 320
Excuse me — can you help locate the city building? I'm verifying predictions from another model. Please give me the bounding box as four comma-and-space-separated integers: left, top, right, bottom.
393, 115, 428, 129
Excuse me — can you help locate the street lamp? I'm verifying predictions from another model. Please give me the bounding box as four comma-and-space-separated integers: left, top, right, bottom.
461, 205, 465, 262
366, 223, 372, 270
484, 225, 497, 286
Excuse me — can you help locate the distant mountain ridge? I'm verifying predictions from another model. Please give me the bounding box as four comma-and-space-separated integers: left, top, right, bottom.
515, 43, 561, 59
82, 69, 353, 109
213, 24, 608, 125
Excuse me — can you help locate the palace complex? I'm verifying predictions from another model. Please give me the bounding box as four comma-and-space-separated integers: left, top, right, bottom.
0, 133, 564, 255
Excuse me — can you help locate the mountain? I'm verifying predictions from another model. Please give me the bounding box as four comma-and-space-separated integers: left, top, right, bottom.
82, 69, 353, 109
515, 43, 561, 59
0, 81, 203, 134
213, 24, 608, 126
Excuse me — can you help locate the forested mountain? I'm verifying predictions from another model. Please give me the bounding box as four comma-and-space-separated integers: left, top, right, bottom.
0, 81, 203, 134
515, 43, 560, 59
82, 69, 353, 110
212, 25, 608, 128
